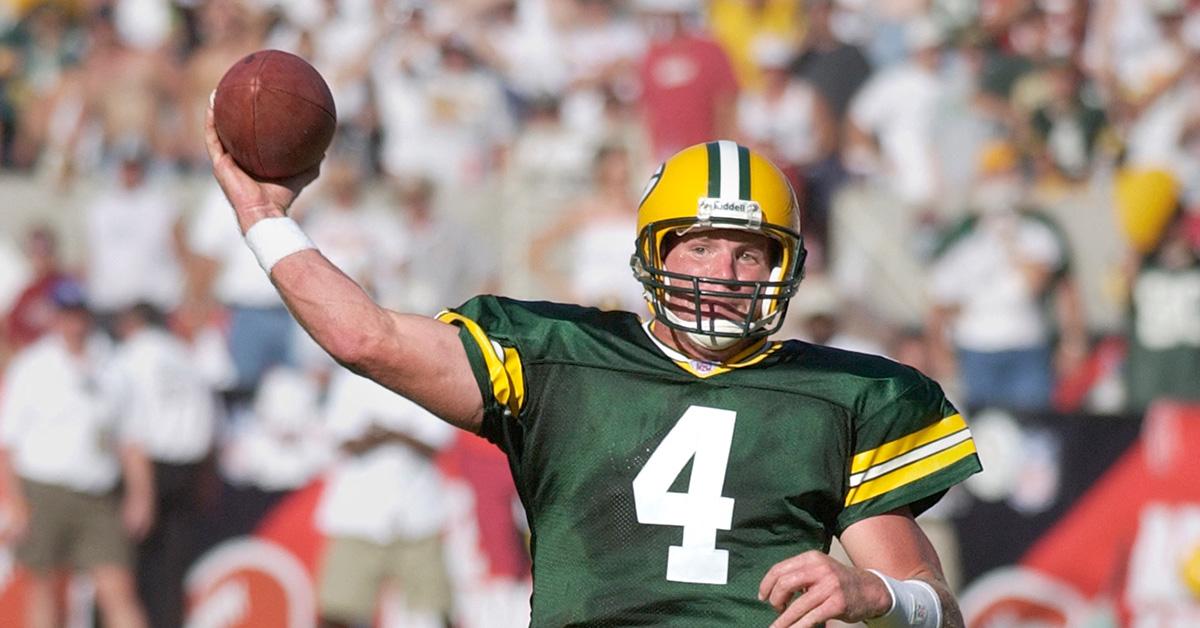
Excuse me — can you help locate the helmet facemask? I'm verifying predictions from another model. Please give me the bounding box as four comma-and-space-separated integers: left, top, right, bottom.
632, 217, 806, 349
631, 141, 808, 351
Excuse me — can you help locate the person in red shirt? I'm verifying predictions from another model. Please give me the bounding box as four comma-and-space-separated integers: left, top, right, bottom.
636, 0, 740, 162
5, 225, 71, 351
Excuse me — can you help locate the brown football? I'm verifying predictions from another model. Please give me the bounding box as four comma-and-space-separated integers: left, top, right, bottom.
213, 50, 336, 179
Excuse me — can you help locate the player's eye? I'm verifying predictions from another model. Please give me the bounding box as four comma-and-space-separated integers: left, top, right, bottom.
738, 250, 765, 265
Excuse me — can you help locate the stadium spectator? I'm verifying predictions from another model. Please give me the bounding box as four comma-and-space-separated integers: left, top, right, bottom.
215, 367, 332, 538
785, 276, 886, 357
373, 176, 497, 316
468, 0, 569, 113
707, 0, 802, 91
301, 158, 406, 295
500, 93, 594, 293
635, 0, 739, 161
557, 0, 646, 142
1120, 7, 1200, 182
315, 368, 456, 628
1027, 60, 1110, 181
179, 0, 265, 166
927, 142, 1086, 412
845, 17, 947, 210
787, 0, 871, 123
111, 302, 218, 628
82, 145, 185, 323
736, 35, 838, 258
4, 224, 69, 351
501, 93, 594, 226
0, 233, 26, 361
372, 33, 514, 191
529, 143, 643, 311
74, 8, 174, 169
1125, 206, 1200, 413
737, 36, 835, 173
0, 279, 154, 628
2, 4, 84, 169
186, 183, 293, 398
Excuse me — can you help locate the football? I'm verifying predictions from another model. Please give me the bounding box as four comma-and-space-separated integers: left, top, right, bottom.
212, 50, 336, 180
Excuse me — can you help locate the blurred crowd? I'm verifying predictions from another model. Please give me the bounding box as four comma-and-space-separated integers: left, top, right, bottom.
1, 0, 1200, 625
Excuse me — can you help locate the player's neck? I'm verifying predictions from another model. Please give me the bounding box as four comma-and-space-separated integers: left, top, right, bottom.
651, 320, 756, 364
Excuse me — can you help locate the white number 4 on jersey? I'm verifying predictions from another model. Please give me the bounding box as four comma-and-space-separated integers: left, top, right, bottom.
632, 405, 737, 585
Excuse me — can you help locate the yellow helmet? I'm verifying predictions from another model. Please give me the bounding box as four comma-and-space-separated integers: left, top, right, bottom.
630, 141, 806, 346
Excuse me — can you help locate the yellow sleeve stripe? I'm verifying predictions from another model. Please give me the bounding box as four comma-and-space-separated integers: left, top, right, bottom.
844, 439, 976, 507
435, 311, 525, 415
850, 413, 967, 474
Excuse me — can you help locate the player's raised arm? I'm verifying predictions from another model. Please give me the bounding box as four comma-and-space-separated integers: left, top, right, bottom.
202, 105, 484, 432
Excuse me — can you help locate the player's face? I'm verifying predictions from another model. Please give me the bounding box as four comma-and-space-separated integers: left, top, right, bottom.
660, 229, 776, 323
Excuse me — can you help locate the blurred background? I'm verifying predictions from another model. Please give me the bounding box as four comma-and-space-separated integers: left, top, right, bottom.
0, 0, 1198, 626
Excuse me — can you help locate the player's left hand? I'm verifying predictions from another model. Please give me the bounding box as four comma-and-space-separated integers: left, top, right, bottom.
758, 550, 892, 628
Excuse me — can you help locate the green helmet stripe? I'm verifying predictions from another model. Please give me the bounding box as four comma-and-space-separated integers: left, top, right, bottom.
706, 141, 721, 198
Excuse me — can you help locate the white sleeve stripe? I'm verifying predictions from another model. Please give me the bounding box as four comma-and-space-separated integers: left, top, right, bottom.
849, 428, 973, 488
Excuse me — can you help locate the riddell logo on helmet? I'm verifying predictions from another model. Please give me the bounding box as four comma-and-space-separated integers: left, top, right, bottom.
697, 198, 762, 227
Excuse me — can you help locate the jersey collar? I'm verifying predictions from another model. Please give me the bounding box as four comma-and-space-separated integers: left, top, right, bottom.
642, 320, 781, 378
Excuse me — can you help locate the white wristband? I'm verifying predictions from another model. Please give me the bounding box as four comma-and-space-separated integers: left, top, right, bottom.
244, 217, 316, 274
865, 570, 942, 628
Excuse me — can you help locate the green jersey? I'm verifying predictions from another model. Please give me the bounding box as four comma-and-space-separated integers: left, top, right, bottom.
437, 296, 980, 626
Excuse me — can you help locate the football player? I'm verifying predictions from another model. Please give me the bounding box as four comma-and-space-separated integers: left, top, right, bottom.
206, 99, 979, 626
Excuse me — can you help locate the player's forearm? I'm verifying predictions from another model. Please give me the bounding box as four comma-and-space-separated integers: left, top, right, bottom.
267, 250, 486, 431
269, 249, 394, 369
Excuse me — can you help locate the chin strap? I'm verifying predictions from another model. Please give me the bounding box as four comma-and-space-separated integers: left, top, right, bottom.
660, 309, 744, 350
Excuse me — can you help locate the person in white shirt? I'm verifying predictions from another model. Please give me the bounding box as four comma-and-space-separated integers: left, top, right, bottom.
0, 280, 154, 628
187, 183, 294, 397
845, 18, 946, 209
83, 148, 185, 320
372, 177, 496, 316
528, 144, 644, 312
315, 368, 456, 628
927, 142, 1087, 412
112, 302, 219, 628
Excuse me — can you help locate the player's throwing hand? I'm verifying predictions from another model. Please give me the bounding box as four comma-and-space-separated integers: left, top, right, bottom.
203, 99, 320, 231
759, 550, 893, 628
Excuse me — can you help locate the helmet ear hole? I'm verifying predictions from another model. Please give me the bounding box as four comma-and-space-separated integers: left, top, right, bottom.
766, 239, 782, 267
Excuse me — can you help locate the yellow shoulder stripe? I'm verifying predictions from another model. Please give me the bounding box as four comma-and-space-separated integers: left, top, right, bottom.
844, 439, 976, 506
850, 413, 967, 474
843, 413, 974, 507
436, 311, 525, 415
